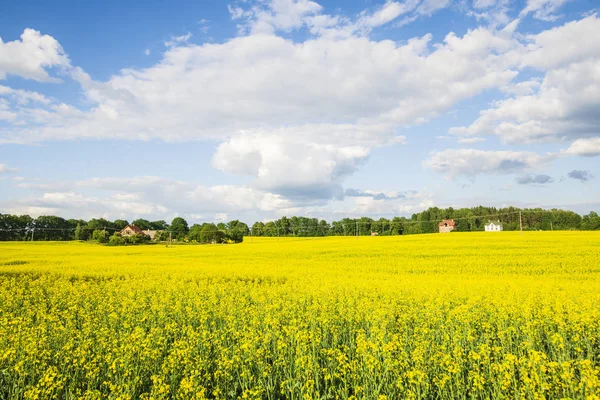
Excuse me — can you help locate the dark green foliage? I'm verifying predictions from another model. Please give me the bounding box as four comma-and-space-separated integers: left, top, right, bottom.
170, 217, 189, 241
128, 233, 150, 244
107, 233, 150, 246
154, 231, 170, 241
150, 220, 169, 230
132, 219, 152, 230
112, 219, 129, 230
107, 234, 125, 246
581, 211, 600, 230
91, 230, 109, 243
74, 224, 88, 241
199, 223, 226, 244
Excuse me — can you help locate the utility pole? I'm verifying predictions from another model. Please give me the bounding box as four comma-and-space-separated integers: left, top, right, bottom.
31, 228, 34, 242
169, 231, 172, 247
356, 221, 358, 240
519, 211, 523, 235
250, 227, 253, 244
551, 221, 553, 231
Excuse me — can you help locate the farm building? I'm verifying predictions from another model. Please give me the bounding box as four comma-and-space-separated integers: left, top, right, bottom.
439, 219, 456, 233
143, 230, 157, 240
485, 220, 503, 232
119, 225, 157, 240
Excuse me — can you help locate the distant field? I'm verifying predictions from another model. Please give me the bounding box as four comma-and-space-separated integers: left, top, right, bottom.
1, 232, 600, 399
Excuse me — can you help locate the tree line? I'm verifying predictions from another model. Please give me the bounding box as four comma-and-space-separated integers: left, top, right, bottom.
250, 207, 599, 236
0, 206, 599, 242
0, 215, 249, 244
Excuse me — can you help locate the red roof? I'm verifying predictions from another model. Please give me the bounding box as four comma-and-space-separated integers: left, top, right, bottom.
121, 224, 144, 234
439, 219, 456, 227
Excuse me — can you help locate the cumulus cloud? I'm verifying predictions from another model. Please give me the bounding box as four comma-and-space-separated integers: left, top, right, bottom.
3, 2, 599, 205
563, 138, 600, 157
0, 28, 70, 81
520, 0, 571, 21
424, 149, 549, 178
5, 174, 433, 221
567, 170, 594, 182
5, 176, 293, 221
211, 127, 404, 198
0, 25, 517, 145
451, 16, 600, 144
515, 174, 553, 185
0, 16, 522, 198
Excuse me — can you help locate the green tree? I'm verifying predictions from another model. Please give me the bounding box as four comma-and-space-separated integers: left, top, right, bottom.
91, 229, 109, 243
200, 223, 226, 244
227, 220, 249, 238
252, 222, 265, 236
88, 218, 114, 233
150, 220, 169, 230
113, 219, 129, 230
107, 234, 125, 246
74, 224, 89, 241
33, 215, 72, 241
170, 217, 189, 240
132, 219, 152, 230
188, 224, 203, 242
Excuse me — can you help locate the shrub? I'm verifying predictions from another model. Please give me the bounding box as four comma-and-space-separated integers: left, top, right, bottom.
107, 234, 125, 246
128, 233, 150, 245
91, 229, 109, 243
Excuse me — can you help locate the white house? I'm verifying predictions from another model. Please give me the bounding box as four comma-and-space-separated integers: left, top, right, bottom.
484, 220, 503, 232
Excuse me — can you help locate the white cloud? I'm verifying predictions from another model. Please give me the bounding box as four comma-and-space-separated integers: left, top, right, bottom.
144, 48, 151, 56
358, 1, 419, 29
457, 137, 485, 144
563, 138, 600, 157
451, 59, 600, 143
4, 4, 599, 205
232, 0, 453, 38
0, 21, 521, 197
212, 129, 385, 199
451, 16, 600, 144
473, 0, 500, 9
417, 0, 451, 16
233, 0, 323, 34
5, 176, 293, 221
423, 149, 550, 178
164, 32, 192, 48
0, 163, 17, 174
519, 16, 600, 70
337, 190, 434, 218
0, 29, 70, 82
520, 0, 571, 21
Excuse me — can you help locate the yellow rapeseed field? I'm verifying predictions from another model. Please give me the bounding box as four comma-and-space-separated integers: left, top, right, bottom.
1, 232, 600, 399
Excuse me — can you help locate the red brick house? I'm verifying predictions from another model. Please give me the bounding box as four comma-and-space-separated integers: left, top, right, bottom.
439, 219, 456, 233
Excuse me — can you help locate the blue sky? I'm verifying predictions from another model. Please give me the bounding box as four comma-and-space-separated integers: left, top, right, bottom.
0, 0, 599, 223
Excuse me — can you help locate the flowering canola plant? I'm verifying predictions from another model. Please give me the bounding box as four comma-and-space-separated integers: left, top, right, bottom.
0, 232, 599, 399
